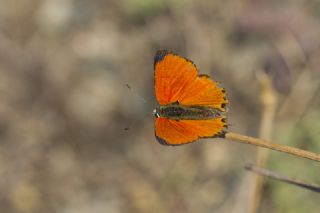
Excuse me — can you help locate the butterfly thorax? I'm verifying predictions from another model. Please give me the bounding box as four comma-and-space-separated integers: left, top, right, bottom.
154, 104, 220, 120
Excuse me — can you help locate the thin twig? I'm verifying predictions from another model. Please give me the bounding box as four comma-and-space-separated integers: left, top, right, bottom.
225, 132, 320, 162
245, 164, 320, 193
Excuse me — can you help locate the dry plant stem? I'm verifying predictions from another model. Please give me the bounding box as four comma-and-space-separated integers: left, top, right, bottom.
245, 164, 320, 193
225, 132, 320, 162
249, 71, 278, 213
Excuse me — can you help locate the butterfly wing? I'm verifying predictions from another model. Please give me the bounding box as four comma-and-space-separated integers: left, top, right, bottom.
154, 50, 227, 111
155, 117, 226, 145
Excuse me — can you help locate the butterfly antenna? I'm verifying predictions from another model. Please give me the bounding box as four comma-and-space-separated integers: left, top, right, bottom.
125, 83, 148, 104
123, 83, 153, 131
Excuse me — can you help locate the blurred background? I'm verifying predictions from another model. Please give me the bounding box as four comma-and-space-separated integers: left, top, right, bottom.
1, 0, 320, 212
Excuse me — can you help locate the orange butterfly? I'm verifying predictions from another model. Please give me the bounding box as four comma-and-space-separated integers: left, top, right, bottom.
153, 50, 228, 145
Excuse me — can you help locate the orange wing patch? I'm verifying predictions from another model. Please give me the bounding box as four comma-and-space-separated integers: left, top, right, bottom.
154, 50, 227, 111
154, 50, 198, 105
155, 117, 226, 145
178, 75, 227, 111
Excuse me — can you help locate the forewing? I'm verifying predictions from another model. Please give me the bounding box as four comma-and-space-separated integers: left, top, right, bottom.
154, 50, 198, 105
155, 117, 226, 145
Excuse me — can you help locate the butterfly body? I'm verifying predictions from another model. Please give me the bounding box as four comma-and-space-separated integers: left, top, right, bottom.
153, 50, 228, 145
154, 104, 220, 120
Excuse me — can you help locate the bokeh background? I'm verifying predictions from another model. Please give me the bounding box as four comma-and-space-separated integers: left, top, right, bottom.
1, 0, 320, 212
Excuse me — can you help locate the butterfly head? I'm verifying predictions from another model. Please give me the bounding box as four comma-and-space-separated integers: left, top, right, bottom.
153, 107, 160, 118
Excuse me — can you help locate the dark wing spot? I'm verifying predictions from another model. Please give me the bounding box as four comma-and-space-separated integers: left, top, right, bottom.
198, 74, 210, 78
221, 117, 228, 128
155, 135, 169, 145
216, 130, 227, 138
154, 50, 169, 68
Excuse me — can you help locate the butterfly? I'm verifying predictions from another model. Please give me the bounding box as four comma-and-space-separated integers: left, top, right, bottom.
153, 50, 228, 145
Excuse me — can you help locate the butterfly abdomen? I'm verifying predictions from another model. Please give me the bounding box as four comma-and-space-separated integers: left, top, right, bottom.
156, 104, 219, 120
